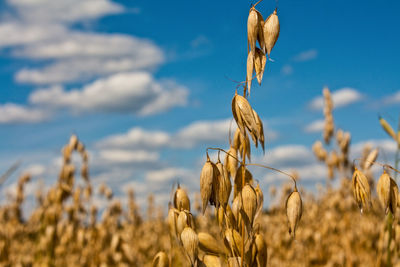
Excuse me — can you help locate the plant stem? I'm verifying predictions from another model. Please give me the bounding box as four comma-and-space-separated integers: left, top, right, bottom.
386, 212, 393, 267
241, 141, 246, 267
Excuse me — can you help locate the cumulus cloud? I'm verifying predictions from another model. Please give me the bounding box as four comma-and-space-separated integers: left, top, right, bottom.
293, 49, 318, 62
145, 168, 194, 183
14, 33, 164, 84
351, 139, 397, 157
281, 64, 293, 76
261, 145, 314, 167
309, 87, 363, 110
382, 91, 400, 105
7, 0, 124, 23
304, 119, 324, 133
0, 0, 164, 86
98, 149, 160, 164
29, 72, 188, 115
173, 119, 233, 148
0, 103, 48, 123
97, 127, 170, 150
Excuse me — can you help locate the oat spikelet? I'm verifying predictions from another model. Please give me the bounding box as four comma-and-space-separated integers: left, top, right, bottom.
152, 251, 170, 267
231, 195, 242, 228
216, 160, 231, 208
252, 108, 265, 152
232, 129, 241, 150
256, 10, 265, 52
198, 232, 228, 255
255, 233, 268, 267
363, 148, 378, 170
200, 156, 214, 214
242, 184, 257, 225
232, 93, 258, 147
377, 171, 398, 216
239, 131, 251, 161
246, 50, 254, 94
379, 116, 397, 141
254, 47, 266, 85
225, 147, 238, 180
234, 165, 253, 197
224, 228, 243, 257
181, 227, 199, 266
263, 8, 280, 59
254, 183, 264, 221
247, 7, 258, 53
203, 255, 222, 267
167, 207, 178, 238
174, 184, 190, 212
286, 188, 302, 237
351, 167, 371, 212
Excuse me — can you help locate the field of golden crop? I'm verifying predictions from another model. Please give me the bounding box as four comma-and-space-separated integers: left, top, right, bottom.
1, 2, 400, 267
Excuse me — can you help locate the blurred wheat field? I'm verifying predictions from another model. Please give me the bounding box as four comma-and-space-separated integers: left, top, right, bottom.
1, 157, 399, 266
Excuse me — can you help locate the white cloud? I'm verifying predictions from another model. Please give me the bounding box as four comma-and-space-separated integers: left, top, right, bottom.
97, 127, 170, 150
145, 168, 194, 183
0, 23, 67, 47
22, 164, 46, 177
281, 64, 293, 75
8, 0, 124, 23
15, 33, 164, 84
0, 0, 164, 86
190, 35, 210, 48
0, 103, 48, 123
29, 72, 188, 115
304, 119, 324, 133
382, 91, 400, 105
293, 49, 318, 62
98, 149, 159, 164
351, 139, 397, 157
173, 119, 233, 148
261, 145, 314, 167
309, 87, 363, 110
264, 163, 326, 183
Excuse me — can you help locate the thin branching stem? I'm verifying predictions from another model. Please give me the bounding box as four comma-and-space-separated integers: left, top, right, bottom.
354, 158, 400, 175
206, 147, 298, 188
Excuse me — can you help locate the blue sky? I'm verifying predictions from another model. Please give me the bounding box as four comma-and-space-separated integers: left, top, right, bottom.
0, 0, 399, 209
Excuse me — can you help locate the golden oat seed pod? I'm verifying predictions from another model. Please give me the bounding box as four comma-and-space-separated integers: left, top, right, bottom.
254, 47, 266, 85
389, 178, 399, 216
216, 160, 232, 208
174, 184, 190, 212
377, 171, 391, 213
203, 254, 222, 267
232, 93, 258, 146
254, 183, 264, 221
263, 8, 280, 59
255, 233, 267, 267
224, 228, 243, 257
225, 147, 238, 180
247, 50, 255, 94
200, 155, 215, 214
167, 207, 178, 238
181, 227, 199, 266
242, 184, 257, 226
363, 148, 378, 170
239, 131, 251, 161
252, 108, 265, 152
198, 232, 228, 256
379, 116, 397, 141
286, 188, 302, 237
247, 6, 259, 53
234, 165, 253, 197
351, 167, 371, 212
